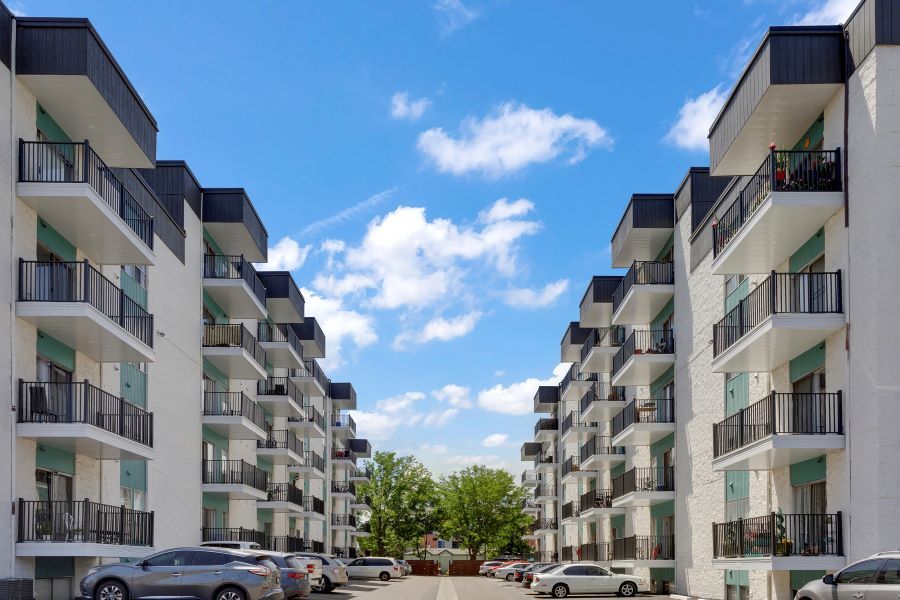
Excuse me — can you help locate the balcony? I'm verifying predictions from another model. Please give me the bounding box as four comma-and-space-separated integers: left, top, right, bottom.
611, 398, 676, 446
298, 496, 326, 520
332, 447, 358, 468
712, 272, 844, 373
712, 150, 843, 275
579, 275, 623, 328
611, 330, 675, 387
256, 377, 304, 418
331, 414, 356, 439
18, 141, 155, 265
580, 327, 626, 374
533, 385, 560, 414
560, 322, 592, 363
289, 359, 329, 396
331, 514, 357, 531
578, 542, 613, 563
611, 467, 675, 507
331, 481, 357, 498
579, 382, 627, 422
349, 467, 372, 483
256, 271, 305, 323
560, 364, 596, 402
612, 535, 675, 569
15, 498, 153, 557
17, 260, 155, 362
578, 489, 625, 519
534, 454, 556, 475
257, 322, 303, 369
330, 382, 357, 411
287, 404, 326, 438
334, 546, 360, 557
534, 485, 557, 504
521, 442, 542, 461
712, 512, 844, 571
713, 392, 844, 471
291, 318, 326, 358
271, 535, 306, 553
520, 469, 538, 487
535, 518, 558, 534
560, 411, 596, 444
579, 436, 626, 471
202, 391, 268, 442
256, 430, 303, 465
561, 456, 592, 483
534, 418, 558, 443
611, 194, 674, 268
17, 380, 153, 460
350, 495, 372, 511
203, 255, 267, 320
289, 451, 325, 480
561, 501, 581, 522
611, 261, 675, 326
202, 324, 267, 380
202, 189, 268, 262
257, 483, 304, 513
522, 498, 541, 514
201, 459, 268, 500
202, 527, 268, 550
523, 521, 540, 541
348, 438, 372, 458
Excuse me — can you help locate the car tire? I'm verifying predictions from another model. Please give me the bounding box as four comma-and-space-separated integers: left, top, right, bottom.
313, 576, 333, 593
379, 572, 391, 582
506, 573, 514, 581
96, 580, 128, 600
618, 582, 637, 597
552, 583, 569, 598
214, 586, 245, 600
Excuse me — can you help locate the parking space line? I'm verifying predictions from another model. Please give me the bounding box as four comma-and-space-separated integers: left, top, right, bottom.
436, 577, 459, 600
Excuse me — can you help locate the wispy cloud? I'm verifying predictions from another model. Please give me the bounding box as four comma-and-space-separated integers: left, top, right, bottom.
502, 279, 569, 309
391, 92, 432, 121
298, 188, 398, 239
664, 84, 729, 151
394, 311, 483, 349
433, 0, 480, 35
482, 433, 508, 448
795, 0, 857, 24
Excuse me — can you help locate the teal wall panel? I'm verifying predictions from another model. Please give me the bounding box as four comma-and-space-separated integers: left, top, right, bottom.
36, 444, 75, 474
791, 570, 826, 590
790, 228, 825, 272
35, 557, 74, 578
651, 298, 674, 330
120, 269, 148, 309
725, 373, 749, 417
36, 104, 72, 142
725, 472, 750, 501
120, 460, 147, 491
120, 363, 147, 408
651, 366, 674, 397
651, 433, 675, 465
725, 569, 749, 586
37, 218, 76, 261
790, 342, 826, 382
202, 426, 229, 457
36, 330, 75, 371
791, 456, 826, 486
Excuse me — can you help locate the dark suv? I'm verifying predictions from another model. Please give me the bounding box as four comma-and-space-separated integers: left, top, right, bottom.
80, 547, 284, 600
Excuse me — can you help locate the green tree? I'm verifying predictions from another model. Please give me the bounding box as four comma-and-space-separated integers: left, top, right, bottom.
439, 465, 529, 560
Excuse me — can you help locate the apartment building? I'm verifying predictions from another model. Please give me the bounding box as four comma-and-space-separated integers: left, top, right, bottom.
522, 1, 900, 598
0, 6, 372, 599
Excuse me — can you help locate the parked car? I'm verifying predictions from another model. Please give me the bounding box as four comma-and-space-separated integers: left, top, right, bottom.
80, 547, 283, 600
530, 563, 649, 598
344, 557, 404, 581
515, 562, 550, 583
495, 562, 531, 581
200, 540, 263, 551
795, 551, 900, 600
397, 560, 412, 576
488, 560, 519, 578
254, 551, 321, 599
479, 561, 503, 576
291, 552, 349, 593
523, 563, 560, 588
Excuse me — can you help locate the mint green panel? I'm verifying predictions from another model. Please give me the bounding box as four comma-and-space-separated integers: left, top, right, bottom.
203, 493, 229, 528
37, 218, 76, 262
610, 515, 625, 532
202, 426, 229, 456
792, 115, 825, 151
651, 298, 674, 330
36, 444, 75, 474
725, 279, 749, 313
791, 570, 826, 590
120, 363, 147, 408
651, 433, 674, 465
655, 234, 674, 261
36, 330, 75, 371
611, 463, 626, 479
120, 460, 147, 491
257, 508, 273, 531
725, 472, 749, 501
256, 457, 273, 473
203, 291, 228, 323
651, 500, 674, 538
725, 569, 749, 586
203, 229, 225, 256
36, 104, 72, 143
725, 373, 749, 417
35, 557, 74, 578
650, 367, 674, 397
203, 359, 229, 390
650, 568, 674, 582
791, 456, 826, 486
790, 342, 826, 382
120, 268, 148, 309
790, 228, 825, 273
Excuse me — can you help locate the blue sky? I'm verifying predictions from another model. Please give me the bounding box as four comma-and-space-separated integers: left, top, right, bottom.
24, 0, 856, 475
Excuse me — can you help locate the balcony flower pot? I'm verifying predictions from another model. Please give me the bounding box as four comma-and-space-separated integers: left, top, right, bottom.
37, 521, 53, 541
775, 538, 793, 557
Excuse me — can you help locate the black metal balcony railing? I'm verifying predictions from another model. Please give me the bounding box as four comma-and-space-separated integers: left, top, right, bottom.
203, 254, 267, 307
560, 364, 597, 393
17, 498, 153, 546
332, 448, 357, 463
537, 518, 558, 530
18, 260, 155, 347
258, 430, 303, 455
613, 535, 675, 560
579, 436, 625, 463
562, 456, 581, 478
302, 496, 325, 515
612, 261, 675, 314
333, 547, 358, 559
714, 391, 844, 458
289, 359, 330, 392
356, 521, 371, 533
612, 467, 675, 499
562, 411, 595, 436
534, 418, 558, 437
580, 327, 627, 364
355, 496, 373, 509
303, 450, 325, 473
521, 469, 538, 483
257, 377, 303, 404
203, 391, 269, 433
332, 481, 357, 495
579, 542, 612, 562
267, 483, 303, 505
332, 514, 357, 527
580, 488, 614, 510
203, 324, 266, 367
202, 526, 268, 549
533, 454, 555, 469
352, 466, 372, 480
534, 484, 557, 498
561, 501, 581, 520
579, 384, 626, 415
713, 512, 843, 559
303, 540, 326, 553
271, 535, 305, 553
201, 459, 268, 492
713, 271, 843, 357
560, 546, 573, 562
713, 149, 842, 258
19, 140, 155, 249
612, 330, 675, 377
289, 403, 325, 431
258, 322, 304, 358
333, 413, 357, 434
18, 380, 153, 447
611, 398, 676, 439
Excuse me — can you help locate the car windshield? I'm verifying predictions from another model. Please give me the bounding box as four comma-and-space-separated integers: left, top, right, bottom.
538, 564, 561, 573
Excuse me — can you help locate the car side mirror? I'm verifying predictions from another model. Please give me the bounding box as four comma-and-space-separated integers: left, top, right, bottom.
823, 574, 835, 586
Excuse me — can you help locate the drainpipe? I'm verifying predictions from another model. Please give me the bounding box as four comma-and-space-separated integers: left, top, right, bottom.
7, 12, 17, 579
843, 27, 850, 228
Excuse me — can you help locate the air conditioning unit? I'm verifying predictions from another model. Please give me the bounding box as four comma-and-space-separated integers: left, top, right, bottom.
0, 579, 34, 600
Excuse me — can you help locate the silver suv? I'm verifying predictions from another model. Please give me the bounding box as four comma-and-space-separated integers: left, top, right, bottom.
796, 551, 900, 600
80, 547, 284, 600
290, 553, 349, 593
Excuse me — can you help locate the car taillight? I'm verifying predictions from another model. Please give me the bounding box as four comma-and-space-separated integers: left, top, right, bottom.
287, 572, 306, 580
248, 567, 270, 577
393, 566, 399, 571
306, 564, 315, 573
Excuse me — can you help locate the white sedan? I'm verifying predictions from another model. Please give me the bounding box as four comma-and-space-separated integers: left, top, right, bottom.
531, 563, 649, 598
494, 562, 531, 581
479, 561, 503, 575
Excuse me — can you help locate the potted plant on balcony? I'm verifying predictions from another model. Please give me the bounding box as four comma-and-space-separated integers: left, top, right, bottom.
774, 510, 793, 556
37, 520, 53, 541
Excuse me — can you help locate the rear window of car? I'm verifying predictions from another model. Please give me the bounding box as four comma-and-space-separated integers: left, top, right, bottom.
374, 559, 393, 566
285, 558, 310, 569
192, 551, 234, 566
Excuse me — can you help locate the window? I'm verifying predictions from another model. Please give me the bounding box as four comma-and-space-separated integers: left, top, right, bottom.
582, 566, 607, 576
202, 508, 216, 529
123, 265, 148, 289
876, 559, 900, 584
725, 584, 749, 600
191, 552, 233, 566
724, 274, 746, 298
145, 551, 193, 567
563, 565, 588, 576
835, 560, 884, 584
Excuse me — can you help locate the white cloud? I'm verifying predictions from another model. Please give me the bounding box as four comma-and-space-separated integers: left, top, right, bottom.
391, 92, 432, 120
420, 443, 448, 455
433, 0, 480, 35
664, 85, 729, 151
795, 0, 857, 24
418, 102, 612, 178
376, 391, 425, 414
432, 384, 472, 408
312, 273, 376, 298
394, 310, 482, 349
479, 198, 534, 223
350, 410, 403, 443
502, 279, 569, 309
423, 407, 459, 427
482, 433, 509, 448
256, 236, 311, 271
300, 288, 377, 371
298, 188, 397, 239
448, 454, 510, 471
477, 363, 569, 415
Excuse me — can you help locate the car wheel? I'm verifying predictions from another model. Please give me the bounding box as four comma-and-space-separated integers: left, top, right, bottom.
552, 583, 569, 598
313, 576, 333, 593
379, 572, 391, 582
215, 586, 245, 600
97, 580, 128, 600
618, 582, 637, 597
506, 573, 514, 581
